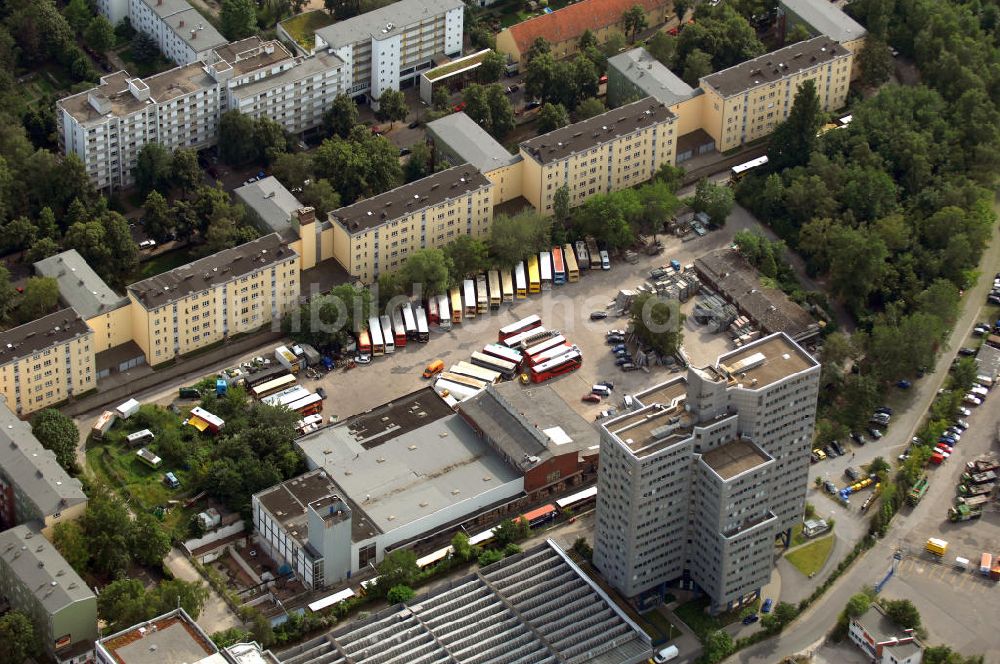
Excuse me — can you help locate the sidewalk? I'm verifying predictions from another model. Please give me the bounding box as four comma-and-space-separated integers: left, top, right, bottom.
165, 547, 242, 634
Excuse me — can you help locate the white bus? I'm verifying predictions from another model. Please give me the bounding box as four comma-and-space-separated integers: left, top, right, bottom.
730, 155, 768, 182
402, 303, 417, 340
462, 279, 477, 318
503, 326, 550, 349
438, 372, 488, 390
415, 306, 429, 342
514, 261, 527, 299
380, 314, 395, 354
539, 251, 552, 291
436, 294, 452, 330
470, 351, 517, 379
367, 316, 385, 355
483, 343, 524, 366
524, 334, 567, 359
251, 374, 296, 399
263, 385, 310, 408
488, 270, 502, 310
452, 361, 502, 384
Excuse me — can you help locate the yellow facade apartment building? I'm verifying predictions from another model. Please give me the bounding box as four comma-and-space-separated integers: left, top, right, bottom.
0, 309, 95, 416
127, 233, 300, 366
519, 97, 678, 213
699, 36, 852, 152
330, 166, 493, 283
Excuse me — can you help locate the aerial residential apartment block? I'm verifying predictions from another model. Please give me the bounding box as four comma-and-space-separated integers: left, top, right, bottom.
96, 0, 227, 65
312, 0, 464, 105
593, 333, 820, 613
519, 97, 678, 214
779, 0, 867, 77
0, 525, 98, 664
330, 166, 493, 283
699, 36, 853, 152
0, 309, 96, 416
57, 38, 345, 191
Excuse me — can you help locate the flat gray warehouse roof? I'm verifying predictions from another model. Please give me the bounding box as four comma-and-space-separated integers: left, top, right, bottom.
35, 249, 128, 319
277, 540, 652, 664
426, 112, 521, 172
608, 48, 696, 106
296, 388, 521, 537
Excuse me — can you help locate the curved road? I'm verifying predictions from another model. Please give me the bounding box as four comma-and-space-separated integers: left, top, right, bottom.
727, 199, 1000, 663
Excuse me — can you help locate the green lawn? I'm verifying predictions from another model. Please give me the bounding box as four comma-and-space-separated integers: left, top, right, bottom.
280, 10, 335, 51
134, 247, 198, 281
425, 50, 492, 80
785, 535, 835, 577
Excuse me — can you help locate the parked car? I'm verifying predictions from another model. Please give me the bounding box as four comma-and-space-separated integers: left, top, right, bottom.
138, 239, 157, 250
813, 448, 827, 461
606, 335, 625, 344
408, 120, 420, 129
525, 100, 542, 110
761, 598, 773, 613
355, 354, 372, 364
608, 329, 626, 336
868, 428, 883, 439
897, 379, 912, 389
582, 394, 602, 403
875, 406, 894, 415
615, 357, 632, 366
964, 394, 983, 406
851, 432, 867, 445
598, 381, 615, 390
956, 419, 970, 430
824, 444, 837, 458
742, 614, 759, 625
810, 451, 821, 463
831, 441, 846, 456
621, 363, 638, 371
959, 347, 977, 356
590, 311, 608, 320
824, 480, 837, 494
399, 147, 411, 156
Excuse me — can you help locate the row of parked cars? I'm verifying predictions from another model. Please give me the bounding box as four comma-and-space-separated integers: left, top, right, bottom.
811, 406, 895, 462
606, 329, 640, 372
988, 272, 1000, 306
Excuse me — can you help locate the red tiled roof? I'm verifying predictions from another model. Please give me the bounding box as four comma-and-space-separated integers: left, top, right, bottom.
507, 0, 668, 55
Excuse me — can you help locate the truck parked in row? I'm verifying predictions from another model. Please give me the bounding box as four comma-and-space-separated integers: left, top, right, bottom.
907, 476, 929, 505
949, 504, 983, 522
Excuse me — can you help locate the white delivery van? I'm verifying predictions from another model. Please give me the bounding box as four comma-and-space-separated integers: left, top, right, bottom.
653, 645, 679, 663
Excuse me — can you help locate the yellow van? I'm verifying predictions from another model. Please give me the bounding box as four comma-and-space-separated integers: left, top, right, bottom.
423, 360, 444, 378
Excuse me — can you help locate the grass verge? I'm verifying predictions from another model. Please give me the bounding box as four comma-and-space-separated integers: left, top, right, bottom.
785, 535, 835, 577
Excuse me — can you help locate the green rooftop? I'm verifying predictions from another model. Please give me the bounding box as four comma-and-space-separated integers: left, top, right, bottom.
425, 50, 492, 81
280, 11, 336, 51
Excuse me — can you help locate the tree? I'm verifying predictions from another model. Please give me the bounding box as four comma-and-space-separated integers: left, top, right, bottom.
220, 0, 258, 40
646, 32, 677, 67
404, 141, 432, 182
24, 237, 60, 265
537, 102, 569, 133
786, 22, 812, 44
143, 191, 175, 243
130, 512, 171, 566
0, 612, 36, 664
924, 646, 986, 664
397, 248, 452, 295
299, 179, 341, 216
601, 31, 628, 57
31, 409, 78, 473
682, 48, 712, 86
85, 15, 116, 52
375, 89, 408, 128
553, 185, 571, 223
858, 36, 894, 87
637, 180, 679, 240
768, 79, 823, 171
492, 518, 530, 547
171, 148, 202, 194
525, 37, 551, 63
63, 0, 93, 32
692, 178, 734, 225
134, 143, 173, 195
432, 85, 451, 112
0, 266, 17, 324
845, 592, 872, 618
16, 276, 60, 323
82, 487, 133, 577
451, 531, 473, 562
312, 127, 402, 204
674, 0, 690, 20
575, 97, 605, 120
629, 292, 683, 356
52, 521, 89, 572
655, 163, 685, 192
703, 630, 734, 663
98, 579, 151, 629
881, 598, 921, 630
463, 83, 491, 129
219, 111, 258, 166
676, 4, 764, 69
525, 52, 556, 102
575, 189, 639, 249
487, 211, 553, 267
152, 579, 209, 619
622, 5, 648, 42
478, 50, 506, 83
131, 31, 160, 64
3, 217, 37, 255
271, 152, 314, 190
485, 84, 516, 138
444, 235, 489, 282
324, 93, 360, 139
375, 549, 419, 594
386, 585, 415, 604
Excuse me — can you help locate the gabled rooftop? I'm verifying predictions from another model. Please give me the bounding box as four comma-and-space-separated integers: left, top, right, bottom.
0, 308, 92, 369
0, 523, 95, 615
520, 97, 675, 165
701, 36, 849, 97
34, 249, 128, 319
779, 0, 867, 44
505, 0, 668, 55
0, 401, 87, 519
426, 112, 521, 173
128, 234, 297, 310
608, 47, 697, 106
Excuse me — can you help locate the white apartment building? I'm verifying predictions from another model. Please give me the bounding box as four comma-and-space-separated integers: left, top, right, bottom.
57, 38, 346, 190
593, 333, 820, 613
116, 0, 228, 66
313, 0, 464, 106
